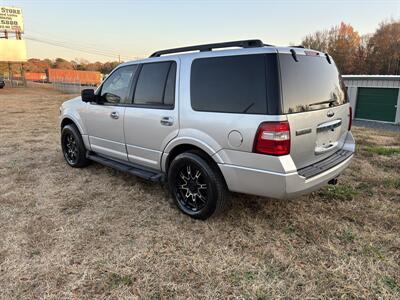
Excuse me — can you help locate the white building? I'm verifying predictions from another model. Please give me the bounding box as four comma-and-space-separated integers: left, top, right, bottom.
343, 75, 400, 124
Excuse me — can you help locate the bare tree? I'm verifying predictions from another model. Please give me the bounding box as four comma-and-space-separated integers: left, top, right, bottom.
367, 20, 400, 75
302, 22, 361, 74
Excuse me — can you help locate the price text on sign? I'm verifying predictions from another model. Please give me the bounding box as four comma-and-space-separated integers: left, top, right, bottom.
0, 6, 24, 33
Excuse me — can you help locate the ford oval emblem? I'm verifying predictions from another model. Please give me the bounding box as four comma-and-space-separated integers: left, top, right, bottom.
327, 110, 335, 118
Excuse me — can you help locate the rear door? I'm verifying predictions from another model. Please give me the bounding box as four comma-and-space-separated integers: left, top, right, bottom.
124, 60, 179, 170
278, 50, 351, 169
82, 65, 137, 161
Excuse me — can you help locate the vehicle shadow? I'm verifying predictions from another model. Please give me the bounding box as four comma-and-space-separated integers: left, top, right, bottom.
81, 159, 306, 227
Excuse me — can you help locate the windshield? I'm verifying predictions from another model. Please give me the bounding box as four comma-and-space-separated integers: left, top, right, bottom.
279, 53, 348, 114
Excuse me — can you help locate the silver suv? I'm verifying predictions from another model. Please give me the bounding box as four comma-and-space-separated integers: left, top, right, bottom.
59, 40, 355, 219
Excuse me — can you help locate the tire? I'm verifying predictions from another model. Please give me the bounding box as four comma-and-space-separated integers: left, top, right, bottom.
168, 152, 228, 219
61, 124, 90, 168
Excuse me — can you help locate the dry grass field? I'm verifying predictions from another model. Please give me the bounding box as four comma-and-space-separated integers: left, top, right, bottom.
0, 87, 399, 299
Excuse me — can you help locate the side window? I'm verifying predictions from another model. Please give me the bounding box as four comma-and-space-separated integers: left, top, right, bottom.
101, 65, 137, 104
163, 63, 176, 106
191, 55, 267, 114
133, 61, 176, 108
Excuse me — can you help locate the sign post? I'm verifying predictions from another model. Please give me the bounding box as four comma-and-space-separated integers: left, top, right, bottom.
0, 6, 26, 87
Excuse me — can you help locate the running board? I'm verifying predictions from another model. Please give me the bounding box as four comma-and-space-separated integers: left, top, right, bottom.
86, 152, 165, 182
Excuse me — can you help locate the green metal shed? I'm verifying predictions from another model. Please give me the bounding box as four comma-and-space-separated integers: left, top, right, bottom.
343, 75, 400, 124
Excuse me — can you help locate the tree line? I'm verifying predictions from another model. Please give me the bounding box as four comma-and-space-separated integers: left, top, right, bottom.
23, 58, 121, 75
301, 19, 399, 75
0, 58, 121, 77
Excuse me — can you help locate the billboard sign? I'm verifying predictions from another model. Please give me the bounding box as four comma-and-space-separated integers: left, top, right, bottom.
0, 40, 27, 62
0, 6, 24, 33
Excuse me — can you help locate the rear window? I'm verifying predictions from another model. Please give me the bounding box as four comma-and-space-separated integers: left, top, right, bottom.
191, 54, 268, 114
279, 54, 348, 113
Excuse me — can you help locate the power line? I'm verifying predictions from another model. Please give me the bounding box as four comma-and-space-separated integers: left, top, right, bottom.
25, 36, 127, 59
26, 31, 124, 55
26, 33, 130, 57
24, 36, 134, 61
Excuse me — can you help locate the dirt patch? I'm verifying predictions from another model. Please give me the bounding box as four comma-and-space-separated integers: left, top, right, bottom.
0, 87, 399, 299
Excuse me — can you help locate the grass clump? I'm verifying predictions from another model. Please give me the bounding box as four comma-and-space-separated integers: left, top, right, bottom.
108, 273, 133, 289
364, 146, 400, 156
381, 275, 399, 292
383, 178, 400, 189
283, 224, 296, 235
339, 230, 356, 243
319, 185, 358, 201
356, 182, 374, 196
363, 244, 385, 261
244, 271, 256, 281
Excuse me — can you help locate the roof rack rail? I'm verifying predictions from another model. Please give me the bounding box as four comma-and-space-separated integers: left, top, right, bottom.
150, 39, 267, 57
291, 45, 305, 48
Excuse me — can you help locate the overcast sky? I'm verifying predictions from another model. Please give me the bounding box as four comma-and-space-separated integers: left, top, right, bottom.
2, 0, 399, 62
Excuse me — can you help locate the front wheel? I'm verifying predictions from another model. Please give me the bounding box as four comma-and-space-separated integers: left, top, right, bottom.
168, 152, 228, 219
61, 124, 90, 168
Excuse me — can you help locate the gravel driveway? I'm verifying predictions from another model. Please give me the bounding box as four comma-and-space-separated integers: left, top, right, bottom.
353, 119, 400, 132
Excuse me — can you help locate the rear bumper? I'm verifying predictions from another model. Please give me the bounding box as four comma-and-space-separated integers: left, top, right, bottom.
219, 132, 355, 199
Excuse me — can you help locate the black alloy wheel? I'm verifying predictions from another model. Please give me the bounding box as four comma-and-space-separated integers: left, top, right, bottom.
168, 152, 228, 219
61, 124, 90, 168
63, 133, 78, 164
175, 163, 209, 212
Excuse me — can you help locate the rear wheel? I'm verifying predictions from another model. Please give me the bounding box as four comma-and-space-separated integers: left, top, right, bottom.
168, 152, 228, 219
61, 124, 90, 168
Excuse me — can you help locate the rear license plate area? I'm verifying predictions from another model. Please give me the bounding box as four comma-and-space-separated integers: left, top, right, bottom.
315, 119, 342, 153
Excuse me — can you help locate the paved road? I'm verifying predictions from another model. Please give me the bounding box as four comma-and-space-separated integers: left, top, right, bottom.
353, 120, 400, 132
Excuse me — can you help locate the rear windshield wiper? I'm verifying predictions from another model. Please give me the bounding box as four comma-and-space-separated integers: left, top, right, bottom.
242, 102, 255, 113
308, 99, 337, 107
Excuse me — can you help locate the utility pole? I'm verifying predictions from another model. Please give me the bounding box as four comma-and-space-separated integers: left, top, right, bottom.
118, 55, 121, 63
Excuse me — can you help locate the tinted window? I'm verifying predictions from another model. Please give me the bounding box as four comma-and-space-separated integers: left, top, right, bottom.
191, 54, 267, 114
163, 63, 176, 106
134, 61, 176, 107
101, 65, 137, 104
279, 54, 348, 113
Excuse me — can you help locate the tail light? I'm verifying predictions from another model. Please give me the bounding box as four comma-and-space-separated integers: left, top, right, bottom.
253, 122, 290, 156
348, 106, 352, 131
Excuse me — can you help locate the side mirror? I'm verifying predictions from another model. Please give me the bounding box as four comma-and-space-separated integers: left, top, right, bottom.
81, 89, 96, 102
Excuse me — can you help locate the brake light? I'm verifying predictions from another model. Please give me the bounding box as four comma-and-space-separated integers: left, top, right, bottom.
304, 50, 320, 56
253, 122, 290, 156
348, 106, 352, 131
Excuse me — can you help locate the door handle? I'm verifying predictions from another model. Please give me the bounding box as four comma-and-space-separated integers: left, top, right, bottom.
110, 112, 119, 119
160, 116, 174, 126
